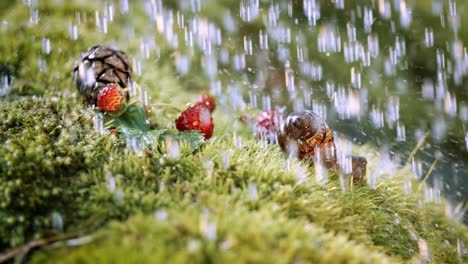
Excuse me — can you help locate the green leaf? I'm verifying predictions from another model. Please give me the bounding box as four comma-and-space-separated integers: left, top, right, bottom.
104, 103, 204, 153
141, 129, 167, 147
111, 126, 166, 149
108, 104, 149, 132
170, 130, 205, 153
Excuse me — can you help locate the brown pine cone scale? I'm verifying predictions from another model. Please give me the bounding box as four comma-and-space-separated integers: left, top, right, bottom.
73, 45, 132, 106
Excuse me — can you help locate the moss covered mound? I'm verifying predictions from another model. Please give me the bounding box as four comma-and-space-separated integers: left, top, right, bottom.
1, 97, 467, 263
0, 1, 467, 263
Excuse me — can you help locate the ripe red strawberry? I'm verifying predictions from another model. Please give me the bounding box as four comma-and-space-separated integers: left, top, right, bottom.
97, 83, 127, 115
175, 105, 214, 139
255, 110, 282, 141
195, 93, 216, 112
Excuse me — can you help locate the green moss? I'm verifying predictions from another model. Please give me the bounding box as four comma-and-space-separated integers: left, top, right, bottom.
0, 96, 118, 248
0, 1, 467, 263
31, 208, 399, 264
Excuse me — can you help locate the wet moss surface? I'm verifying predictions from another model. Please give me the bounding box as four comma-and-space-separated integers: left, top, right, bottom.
0, 1, 467, 263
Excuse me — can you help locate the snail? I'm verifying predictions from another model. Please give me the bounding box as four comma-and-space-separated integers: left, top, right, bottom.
278, 110, 367, 182
73, 45, 132, 106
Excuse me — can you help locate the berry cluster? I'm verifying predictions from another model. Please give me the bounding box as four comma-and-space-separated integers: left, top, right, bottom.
97, 86, 216, 139
75, 45, 217, 141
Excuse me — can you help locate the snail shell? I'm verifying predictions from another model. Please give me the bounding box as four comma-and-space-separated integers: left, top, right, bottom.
278, 110, 367, 181
278, 110, 337, 168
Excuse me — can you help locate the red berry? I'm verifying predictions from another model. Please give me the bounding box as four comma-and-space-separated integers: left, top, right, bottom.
109, 128, 119, 136
195, 94, 216, 112
255, 110, 281, 141
97, 84, 127, 114
175, 105, 214, 139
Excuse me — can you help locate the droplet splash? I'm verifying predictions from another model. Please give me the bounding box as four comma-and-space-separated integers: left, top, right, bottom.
93, 113, 104, 135
247, 183, 258, 200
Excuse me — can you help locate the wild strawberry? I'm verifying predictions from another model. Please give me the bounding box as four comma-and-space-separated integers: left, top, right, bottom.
97, 83, 127, 116
195, 93, 216, 112
109, 128, 119, 136
175, 105, 214, 139
255, 110, 282, 142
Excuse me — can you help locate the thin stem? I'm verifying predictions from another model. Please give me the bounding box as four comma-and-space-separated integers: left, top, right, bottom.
0, 231, 81, 263
147, 103, 182, 112
405, 131, 429, 165
418, 159, 438, 191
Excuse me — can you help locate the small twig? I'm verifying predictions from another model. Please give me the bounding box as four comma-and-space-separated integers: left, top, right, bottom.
405, 131, 429, 166
417, 159, 438, 191
0, 231, 80, 263
147, 103, 182, 112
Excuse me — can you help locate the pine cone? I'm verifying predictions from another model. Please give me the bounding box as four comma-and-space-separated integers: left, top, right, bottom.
73, 45, 132, 106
